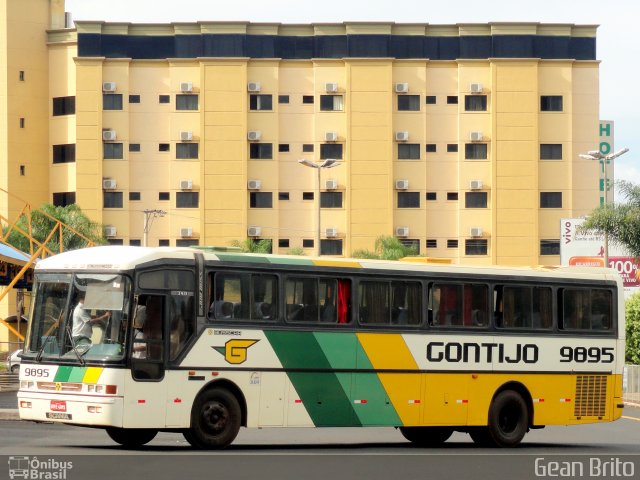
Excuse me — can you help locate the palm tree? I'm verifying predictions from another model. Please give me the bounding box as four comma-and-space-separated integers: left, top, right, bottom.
352, 235, 419, 260
230, 238, 273, 254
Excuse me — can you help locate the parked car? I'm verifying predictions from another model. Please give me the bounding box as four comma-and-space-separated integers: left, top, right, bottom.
6, 349, 21, 374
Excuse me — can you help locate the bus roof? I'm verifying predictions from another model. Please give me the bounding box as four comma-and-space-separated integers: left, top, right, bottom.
34, 245, 620, 283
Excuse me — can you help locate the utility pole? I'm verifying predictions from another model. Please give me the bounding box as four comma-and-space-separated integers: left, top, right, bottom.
142, 209, 167, 247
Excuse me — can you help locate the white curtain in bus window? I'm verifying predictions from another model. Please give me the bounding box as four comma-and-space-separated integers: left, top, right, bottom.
80, 275, 125, 310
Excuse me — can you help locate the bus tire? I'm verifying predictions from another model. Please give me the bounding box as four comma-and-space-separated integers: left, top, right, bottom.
185, 387, 241, 449
482, 390, 528, 447
399, 426, 453, 446
106, 427, 157, 448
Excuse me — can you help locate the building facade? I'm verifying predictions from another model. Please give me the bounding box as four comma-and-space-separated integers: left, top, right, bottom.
4, 1, 602, 269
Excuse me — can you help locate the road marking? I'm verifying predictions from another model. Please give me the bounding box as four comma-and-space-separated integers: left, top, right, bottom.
622, 415, 640, 422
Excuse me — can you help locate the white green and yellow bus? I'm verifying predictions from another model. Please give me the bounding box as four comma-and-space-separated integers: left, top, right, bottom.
18, 246, 625, 448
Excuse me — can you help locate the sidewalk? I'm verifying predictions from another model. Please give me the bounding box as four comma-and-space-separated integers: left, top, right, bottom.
0, 408, 19, 420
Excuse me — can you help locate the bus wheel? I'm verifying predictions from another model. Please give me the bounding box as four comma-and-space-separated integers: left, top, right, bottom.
483, 390, 528, 447
184, 388, 241, 449
399, 426, 453, 446
106, 427, 157, 448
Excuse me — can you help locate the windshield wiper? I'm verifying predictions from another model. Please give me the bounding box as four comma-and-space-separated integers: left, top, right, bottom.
65, 322, 86, 366
35, 335, 54, 362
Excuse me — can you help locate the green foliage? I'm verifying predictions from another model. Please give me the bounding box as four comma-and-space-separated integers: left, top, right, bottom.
3, 203, 106, 254
352, 235, 419, 261
286, 247, 305, 256
625, 293, 640, 364
230, 238, 273, 254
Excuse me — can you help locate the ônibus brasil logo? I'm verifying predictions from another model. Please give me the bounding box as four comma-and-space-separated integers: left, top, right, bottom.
213, 339, 259, 364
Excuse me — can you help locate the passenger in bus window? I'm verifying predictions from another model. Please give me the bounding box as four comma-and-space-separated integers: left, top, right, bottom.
71, 292, 111, 344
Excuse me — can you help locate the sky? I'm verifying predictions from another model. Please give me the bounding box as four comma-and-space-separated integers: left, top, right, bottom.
65, 0, 639, 201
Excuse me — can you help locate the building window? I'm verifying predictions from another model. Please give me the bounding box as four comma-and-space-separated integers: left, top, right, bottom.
279, 144, 290, 152
398, 144, 420, 160
465, 192, 488, 208
400, 239, 420, 254
129, 95, 140, 104
278, 192, 290, 201
129, 192, 141, 201
320, 192, 343, 208
540, 239, 560, 255
19, 165, 25, 176
278, 95, 289, 104
320, 95, 344, 111
176, 94, 198, 110
398, 192, 420, 208
107, 239, 124, 246
130, 239, 141, 246
177, 143, 199, 159
159, 95, 170, 104
159, 192, 170, 201
320, 143, 343, 159
425, 144, 436, 153
103, 192, 123, 209
129, 143, 141, 152
464, 95, 487, 111
250, 192, 273, 208
103, 94, 123, 110
540, 192, 562, 208
447, 96, 458, 104
52, 192, 75, 207
52, 96, 75, 116
19, 71, 24, 81
159, 239, 170, 247
19, 118, 24, 128
425, 95, 436, 105
278, 239, 290, 248
426, 239, 437, 249
540, 144, 562, 160
447, 239, 458, 248
447, 143, 459, 153
302, 192, 314, 201
300, 239, 314, 249
465, 143, 488, 160
397, 95, 420, 111
103, 143, 124, 160
159, 143, 170, 152
52, 144, 75, 164
465, 239, 488, 255
447, 192, 458, 201
302, 95, 314, 104
249, 94, 273, 111
426, 192, 437, 201
540, 95, 563, 112
249, 143, 273, 159
320, 239, 342, 256
176, 192, 199, 208
302, 144, 314, 153
176, 239, 199, 247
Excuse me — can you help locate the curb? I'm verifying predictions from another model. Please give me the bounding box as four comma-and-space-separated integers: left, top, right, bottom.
0, 409, 19, 421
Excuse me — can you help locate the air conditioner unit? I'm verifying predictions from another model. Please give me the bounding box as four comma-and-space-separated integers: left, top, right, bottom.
180, 179, 193, 190
325, 228, 338, 238
325, 131, 338, 142
325, 82, 338, 93
102, 179, 117, 190
102, 82, 117, 92
395, 179, 409, 190
470, 83, 483, 94
470, 227, 483, 237
325, 179, 338, 190
395, 83, 409, 93
247, 130, 262, 141
247, 82, 261, 92
102, 129, 117, 141
104, 226, 117, 238
180, 227, 193, 238
180, 131, 193, 142
470, 131, 483, 142
180, 82, 193, 93
395, 131, 409, 142
395, 227, 409, 237
248, 179, 261, 190
247, 226, 261, 237
469, 180, 483, 190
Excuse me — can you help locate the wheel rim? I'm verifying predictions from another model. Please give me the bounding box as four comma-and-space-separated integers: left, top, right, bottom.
498, 401, 520, 435
201, 400, 229, 435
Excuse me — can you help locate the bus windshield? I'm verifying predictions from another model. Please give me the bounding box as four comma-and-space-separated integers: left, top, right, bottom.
25, 273, 132, 362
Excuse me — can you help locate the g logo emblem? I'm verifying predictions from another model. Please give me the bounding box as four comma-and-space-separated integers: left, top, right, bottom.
213, 339, 259, 364
55, 382, 62, 391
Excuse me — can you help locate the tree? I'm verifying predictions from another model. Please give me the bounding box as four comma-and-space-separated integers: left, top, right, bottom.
625, 293, 640, 364
3, 203, 106, 254
230, 238, 273, 254
352, 235, 419, 261
580, 180, 640, 257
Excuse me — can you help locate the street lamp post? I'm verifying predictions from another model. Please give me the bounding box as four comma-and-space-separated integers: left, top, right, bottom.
298, 159, 341, 256
142, 209, 167, 247
578, 147, 629, 267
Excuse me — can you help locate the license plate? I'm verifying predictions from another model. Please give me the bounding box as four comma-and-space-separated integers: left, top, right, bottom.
46, 412, 72, 420
50, 400, 66, 412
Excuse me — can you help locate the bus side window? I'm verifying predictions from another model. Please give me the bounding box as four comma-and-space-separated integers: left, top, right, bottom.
591, 289, 612, 330
211, 273, 247, 320
169, 293, 195, 361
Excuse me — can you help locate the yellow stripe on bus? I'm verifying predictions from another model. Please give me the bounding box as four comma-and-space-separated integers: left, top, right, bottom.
82, 367, 103, 384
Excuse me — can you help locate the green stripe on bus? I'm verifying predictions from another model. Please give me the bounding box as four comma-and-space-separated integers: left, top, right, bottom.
67, 367, 88, 383
53, 366, 74, 382
265, 331, 360, 427
268, 257, 315, 266
215, 254, 270, 263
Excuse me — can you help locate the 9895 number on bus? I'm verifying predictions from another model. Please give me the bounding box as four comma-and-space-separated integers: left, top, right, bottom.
559, 346, 614, 363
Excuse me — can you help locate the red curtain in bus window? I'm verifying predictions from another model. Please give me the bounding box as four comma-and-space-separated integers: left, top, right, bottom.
337, 279, 351, 324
